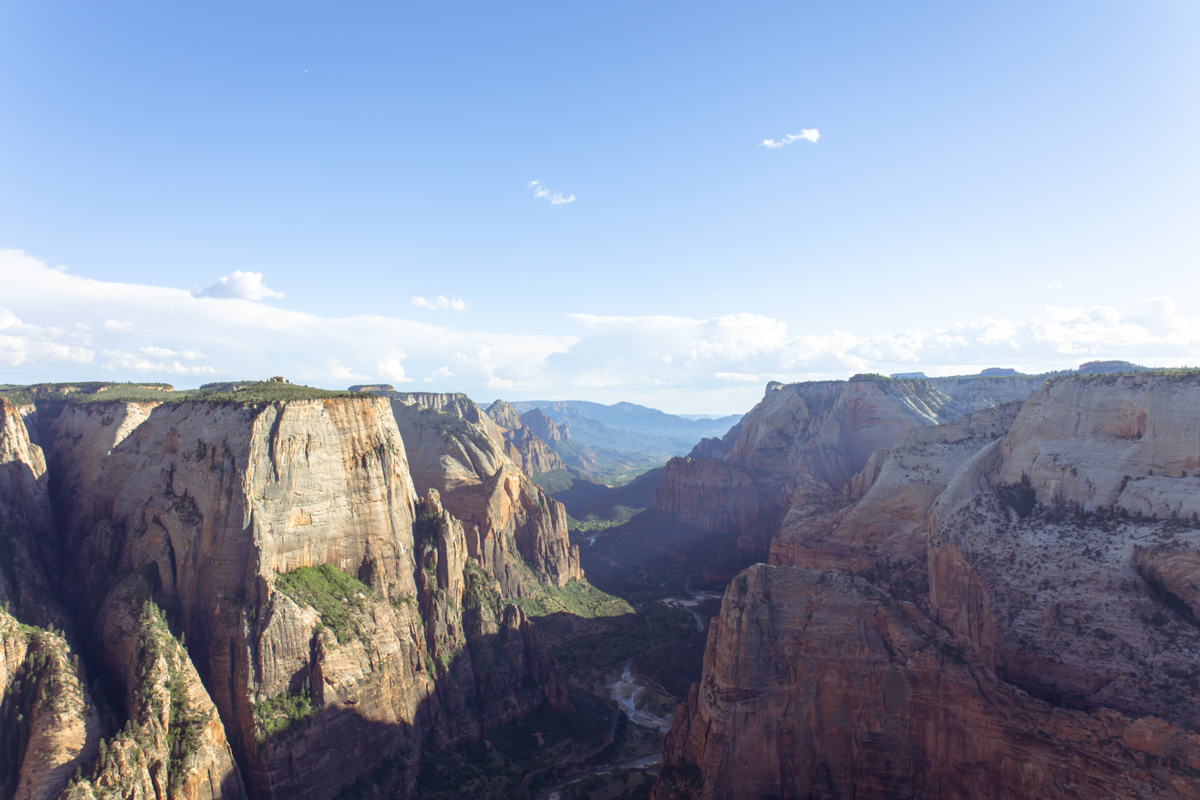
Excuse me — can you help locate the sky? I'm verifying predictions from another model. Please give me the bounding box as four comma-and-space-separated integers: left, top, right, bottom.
1, 1, 1198, 414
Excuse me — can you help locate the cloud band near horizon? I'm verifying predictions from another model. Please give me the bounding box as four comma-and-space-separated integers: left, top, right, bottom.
1, 249, 1197, 415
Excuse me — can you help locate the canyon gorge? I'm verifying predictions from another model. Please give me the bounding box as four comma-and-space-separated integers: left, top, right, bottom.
3, 366, 1200, 799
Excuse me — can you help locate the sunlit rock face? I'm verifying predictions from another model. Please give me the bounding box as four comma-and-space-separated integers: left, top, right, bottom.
390, 395, 582, 592
655, 565, 1200, 800
653, 375, 1042, 550
484, 400, 570, 477
657, 372, 1200, 798
1, 393, 577, 800
928, 373, 1200, 727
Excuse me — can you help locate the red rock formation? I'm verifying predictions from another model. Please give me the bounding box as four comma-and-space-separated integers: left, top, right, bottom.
770, 402, 1021, 580
656, 565, 1200, 800
0, 392, 583, 800
484, 400, 570, 477
391, 397, 582, 591
653, 376, 1041, 550
929, 374, 1200, 728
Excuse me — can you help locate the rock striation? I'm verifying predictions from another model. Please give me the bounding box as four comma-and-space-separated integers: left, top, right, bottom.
653, 375, 1042, 550
391, 395, 581, 592
658, 372, 1200, 798
0, 390, 586, 800
656, 565, 1200, 800
484, 401, 570, 478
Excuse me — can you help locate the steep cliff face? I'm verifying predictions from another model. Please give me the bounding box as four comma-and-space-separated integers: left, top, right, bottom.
1, 608, 100, 800
0, 391, 582, 800
653, 376, 1041, 549
65, 579, 245, 800
929, 374, 1200, 728
0, 401, 72, 628
770, 402, 1022, 580
483, 401, 569, 478
656, 565, 1200, 800
390, 397, 582, 592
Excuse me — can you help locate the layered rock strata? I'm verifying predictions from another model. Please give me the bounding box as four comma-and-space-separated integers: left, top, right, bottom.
656, 565, 1200, 800
659, 372, 1200, 797
1, 392, 582, 800
390, 396, 581, 592
654, 375, 1041, 550
484, 401, 570, 478
929, 373, 1200, 727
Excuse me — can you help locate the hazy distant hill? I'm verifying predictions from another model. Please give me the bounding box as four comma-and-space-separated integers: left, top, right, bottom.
508, 399, 740, 479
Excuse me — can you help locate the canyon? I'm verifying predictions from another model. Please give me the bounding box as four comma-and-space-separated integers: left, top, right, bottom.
6, 366, 1200, 799
656, 371, 1200, 798
0, 384, 583, 800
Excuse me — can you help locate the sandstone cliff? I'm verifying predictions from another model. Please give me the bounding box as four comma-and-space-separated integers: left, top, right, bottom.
656, 564, 1200, 800
660, 372, 1200, 797
1, 607, 100, 800
770, 402, 1022, 583
1, 389, 584, 800
483, 401, 570, 478
390, 396, 582, 592
653, 375, 1041, 550
928, 373, 1200, 728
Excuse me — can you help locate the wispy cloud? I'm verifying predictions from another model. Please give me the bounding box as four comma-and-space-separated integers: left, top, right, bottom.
528, 180, 576, 205
194, 270, 284, 300
760, 129, 820, 148
412, 295, 466, 312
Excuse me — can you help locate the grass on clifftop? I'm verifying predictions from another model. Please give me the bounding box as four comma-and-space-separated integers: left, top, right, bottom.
0, 380, 359, 407
275, 564, 371, 644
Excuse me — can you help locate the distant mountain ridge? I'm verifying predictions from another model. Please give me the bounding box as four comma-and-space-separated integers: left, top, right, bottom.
505, 399, 740, 484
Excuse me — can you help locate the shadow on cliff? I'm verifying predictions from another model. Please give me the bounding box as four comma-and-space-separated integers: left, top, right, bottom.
579, 510, 765, 603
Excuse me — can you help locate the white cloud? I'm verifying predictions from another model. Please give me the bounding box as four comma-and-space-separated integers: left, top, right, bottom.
0, 249, 571, 394
325, 358, 370, 382
528, 180, 576, 205
412, 295, 467, 312
100, 350, 217, 375
1046, 280, 1063, 291
103, 319, 134, 333
760, 129, 820, 148
195, 270, 284, 301
377, 357, 414, 384
6, 248, 1200, 415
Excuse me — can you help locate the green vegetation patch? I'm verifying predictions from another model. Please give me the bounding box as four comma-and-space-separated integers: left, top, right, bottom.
254, 684, 314, 741
567, 506, 643, 533
275, 564, 371, 644
0, 380, 361, 408
513, 578, 633, 620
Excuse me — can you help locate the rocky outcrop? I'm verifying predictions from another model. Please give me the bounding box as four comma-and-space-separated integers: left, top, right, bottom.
65, 579, 245, 800
770, 402, 1021, 580
653, 375, 1042, 550
656, 564, 1200, 800
1, 608, 100, 800
390, 396, 582, 592
0, 390, 584, 800
928, 373, 1200, 728
484, 401, 569, 478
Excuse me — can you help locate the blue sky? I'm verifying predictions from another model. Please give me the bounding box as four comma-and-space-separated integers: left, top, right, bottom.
2, 1, 1198, 413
